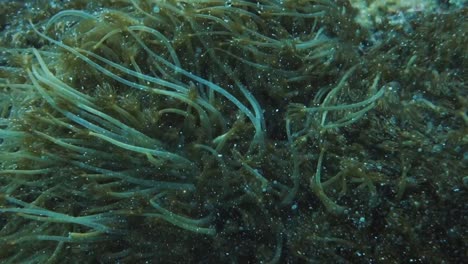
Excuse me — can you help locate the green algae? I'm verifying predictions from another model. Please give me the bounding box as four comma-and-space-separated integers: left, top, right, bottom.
0, 0, 466, 263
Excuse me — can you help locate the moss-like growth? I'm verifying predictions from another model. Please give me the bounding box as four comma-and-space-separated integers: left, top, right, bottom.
0, 0, 466, 262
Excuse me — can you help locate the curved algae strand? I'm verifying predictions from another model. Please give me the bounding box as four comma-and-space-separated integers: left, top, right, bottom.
146, 193, 216, 236
280, 148, 301, 206
303, 70, 385, 130
69, 160, 196, 190
203, 53, 266, 151
127, 25, 181, 68
34, 231, 107, 243
266, 229, 283, 264
44, 10, 97, 32
0, 196, 116, 233
88, 131, 193, 167
233, 149, 269, 190
239, 83, 266, 152
310, 148, 346, 215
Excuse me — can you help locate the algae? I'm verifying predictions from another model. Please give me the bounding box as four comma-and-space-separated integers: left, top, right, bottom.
0, 0, 466, 263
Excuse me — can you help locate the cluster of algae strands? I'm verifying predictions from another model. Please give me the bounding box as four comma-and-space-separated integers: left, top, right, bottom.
0, 0, 466, 263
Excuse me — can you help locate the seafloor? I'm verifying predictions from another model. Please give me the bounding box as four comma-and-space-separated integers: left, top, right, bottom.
0, 0, 466, 263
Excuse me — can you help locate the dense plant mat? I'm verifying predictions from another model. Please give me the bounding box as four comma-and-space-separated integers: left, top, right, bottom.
0, 0, 466, 262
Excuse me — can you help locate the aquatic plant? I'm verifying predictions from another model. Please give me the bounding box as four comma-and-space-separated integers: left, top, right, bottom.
0, 0, 466, 262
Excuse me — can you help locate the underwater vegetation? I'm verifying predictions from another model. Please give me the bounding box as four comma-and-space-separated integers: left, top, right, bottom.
0, 0, 466, 263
